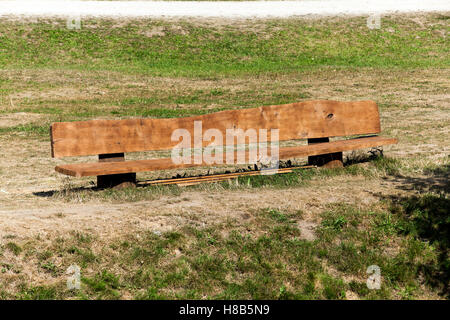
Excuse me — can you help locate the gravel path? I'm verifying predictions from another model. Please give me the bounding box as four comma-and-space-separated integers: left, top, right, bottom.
0, 0, 449, 19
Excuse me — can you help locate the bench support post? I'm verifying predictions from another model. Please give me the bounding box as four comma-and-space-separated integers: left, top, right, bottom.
97, 153, 136, 188
307, 138, 344, 168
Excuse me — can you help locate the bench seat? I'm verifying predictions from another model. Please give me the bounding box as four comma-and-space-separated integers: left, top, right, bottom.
55, 136, 397, 177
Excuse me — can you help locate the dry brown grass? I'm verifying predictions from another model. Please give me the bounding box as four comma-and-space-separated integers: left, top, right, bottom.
1, 68, 448, 116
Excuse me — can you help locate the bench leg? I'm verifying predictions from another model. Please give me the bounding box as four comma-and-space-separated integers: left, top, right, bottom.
97, 153, 136, 188
97, 173, 137, 189
307, 138, 344, 168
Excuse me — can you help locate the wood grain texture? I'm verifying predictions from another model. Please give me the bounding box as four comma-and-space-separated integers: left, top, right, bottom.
55, 136, 397, 177
51, 100, 381, 158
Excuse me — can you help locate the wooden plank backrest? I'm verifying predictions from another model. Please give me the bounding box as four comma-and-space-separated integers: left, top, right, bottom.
51, 100, 381, 158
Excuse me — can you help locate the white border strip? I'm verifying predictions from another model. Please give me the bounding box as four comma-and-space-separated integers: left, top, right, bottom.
0, 1, 449, 18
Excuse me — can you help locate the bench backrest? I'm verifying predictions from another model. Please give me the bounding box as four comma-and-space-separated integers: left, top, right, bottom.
51, 100, 381, 158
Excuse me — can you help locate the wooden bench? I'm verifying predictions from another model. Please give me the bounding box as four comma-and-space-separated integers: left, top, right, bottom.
50, 100, 398, 188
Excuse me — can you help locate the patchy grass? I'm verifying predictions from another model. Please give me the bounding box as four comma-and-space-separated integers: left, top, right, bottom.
5, 242, 22, 256
0, 199, 446, 299
0, 15, 448, 77
17, 285, 60, 300
0, 123, 51, 138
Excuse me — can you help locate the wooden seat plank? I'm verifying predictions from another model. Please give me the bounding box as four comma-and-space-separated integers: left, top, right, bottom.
55, 136, 397, 177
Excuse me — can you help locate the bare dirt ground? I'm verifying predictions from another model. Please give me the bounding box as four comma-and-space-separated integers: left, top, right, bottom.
0, 175, 400, 239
